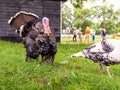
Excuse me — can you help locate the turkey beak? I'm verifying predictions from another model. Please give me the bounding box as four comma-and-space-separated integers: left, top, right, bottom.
71, 51, 86, 58
71, 55, 75, 58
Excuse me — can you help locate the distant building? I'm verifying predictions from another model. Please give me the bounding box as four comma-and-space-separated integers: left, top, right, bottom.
0, 0, 67, 42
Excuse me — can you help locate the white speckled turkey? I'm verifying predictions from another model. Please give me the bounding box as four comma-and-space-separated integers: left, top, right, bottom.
71, 39, 120, 78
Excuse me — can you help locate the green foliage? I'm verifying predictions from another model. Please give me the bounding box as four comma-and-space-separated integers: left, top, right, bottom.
62, 3, 74, 31
81, 20, 93, 33
73, 8, 95, 29
102, 20, 116, 34
116, 27, 120, 33
70, 0, 87, 8
90, 23, 100, 35
62, 0, 120, 34
92, 5, 120, 34
1, 40, 120, 90
116, 22, 120, 33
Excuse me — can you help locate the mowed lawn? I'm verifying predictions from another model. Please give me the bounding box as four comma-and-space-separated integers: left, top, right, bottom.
61, 34, 113, 44
0, 35, 120, 90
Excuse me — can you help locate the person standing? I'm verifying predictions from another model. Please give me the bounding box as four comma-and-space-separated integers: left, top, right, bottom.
91, 29, 96, 43
73, 27, 77, 42
100, 25, 106, 40
78, 30, 83, 43
84, 26, 90, 44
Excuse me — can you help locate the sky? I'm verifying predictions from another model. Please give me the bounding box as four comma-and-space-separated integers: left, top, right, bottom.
65, 0, 120, 11
106, 0, 120, 10
84, 0, 120, 11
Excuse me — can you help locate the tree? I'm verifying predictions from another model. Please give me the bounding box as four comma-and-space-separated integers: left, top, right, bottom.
70, 0, 87, 8
73, 8, 95, 29
62, 3, 74, 32
81, 20, 93, 33
92, 5, 120, 34
70, 0, 98, 32
62, 0, 120, 34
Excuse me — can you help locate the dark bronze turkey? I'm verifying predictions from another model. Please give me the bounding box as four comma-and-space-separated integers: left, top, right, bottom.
8, 11, 57, 64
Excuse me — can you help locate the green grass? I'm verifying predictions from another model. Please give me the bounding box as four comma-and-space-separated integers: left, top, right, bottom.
61, 35, 113, 44
0, 37, 120, 90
